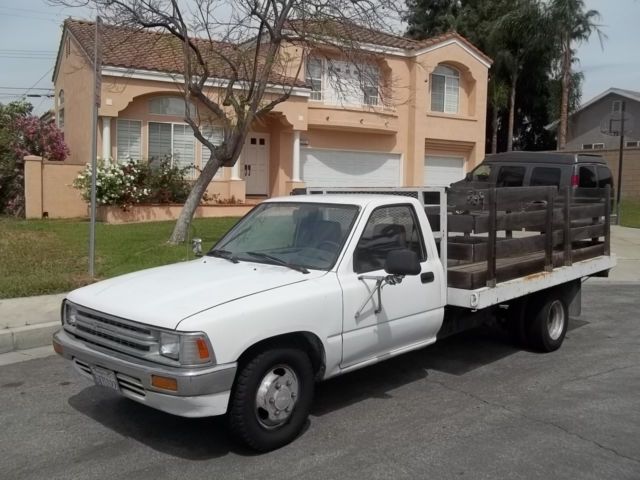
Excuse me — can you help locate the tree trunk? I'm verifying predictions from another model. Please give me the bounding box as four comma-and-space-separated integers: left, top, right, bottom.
168, 155, 226, 244
507, 73, 517, 152
558, 36, 571, 150
491, 106, 499, 154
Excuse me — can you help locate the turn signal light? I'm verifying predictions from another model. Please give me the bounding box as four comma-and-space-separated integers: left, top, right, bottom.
151, 375, 178, 391
196, 337, 210, 360
52, 339, 63, 355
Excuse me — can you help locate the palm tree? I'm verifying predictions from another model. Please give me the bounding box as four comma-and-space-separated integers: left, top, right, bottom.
549, 0, 605, 150
490, 0, 547, 151
488, 77, 509, 153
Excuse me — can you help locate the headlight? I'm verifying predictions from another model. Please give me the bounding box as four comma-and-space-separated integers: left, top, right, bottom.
158, 332, 212, 365
63, 302, 78, 326
159, 332, 180, 360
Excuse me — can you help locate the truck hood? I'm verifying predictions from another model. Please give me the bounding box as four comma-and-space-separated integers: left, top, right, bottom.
66, 258, 325, 329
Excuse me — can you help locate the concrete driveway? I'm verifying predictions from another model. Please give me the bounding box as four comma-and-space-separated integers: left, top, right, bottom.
1, 283, 639, 479
607, 226, 640, 281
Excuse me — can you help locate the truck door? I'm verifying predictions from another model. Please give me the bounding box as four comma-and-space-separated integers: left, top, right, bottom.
339, 204, 444, 368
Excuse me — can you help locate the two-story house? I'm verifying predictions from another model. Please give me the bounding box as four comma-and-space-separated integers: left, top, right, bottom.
565, 88, 640, 151
49, 18, 490, 215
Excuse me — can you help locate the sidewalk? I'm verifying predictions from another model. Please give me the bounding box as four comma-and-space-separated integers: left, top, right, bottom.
0, 292, 66, 354
602, 225, 640, 282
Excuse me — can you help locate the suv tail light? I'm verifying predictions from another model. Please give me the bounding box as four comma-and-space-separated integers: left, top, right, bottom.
571, 174, 579, 187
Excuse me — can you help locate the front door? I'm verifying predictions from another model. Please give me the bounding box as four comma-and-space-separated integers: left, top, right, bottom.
243, 134, 269, 195
340, 204, 444, 368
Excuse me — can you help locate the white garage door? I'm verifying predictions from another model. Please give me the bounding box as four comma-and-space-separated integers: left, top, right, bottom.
302, 148, 401, 188
424, 155, 465, 186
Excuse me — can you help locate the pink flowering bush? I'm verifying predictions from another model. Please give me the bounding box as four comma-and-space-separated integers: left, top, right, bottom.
11, 116, 69, 162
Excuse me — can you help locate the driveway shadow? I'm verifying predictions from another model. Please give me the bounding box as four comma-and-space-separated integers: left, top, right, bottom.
67, 387, 251, 460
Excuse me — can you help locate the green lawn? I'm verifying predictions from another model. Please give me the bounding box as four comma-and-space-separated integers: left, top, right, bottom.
0, 217, 239, 299
619, 200, 640, 229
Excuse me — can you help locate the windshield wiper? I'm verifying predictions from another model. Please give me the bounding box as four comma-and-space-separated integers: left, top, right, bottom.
207, 249, 240, 264
245, 251, 309, 274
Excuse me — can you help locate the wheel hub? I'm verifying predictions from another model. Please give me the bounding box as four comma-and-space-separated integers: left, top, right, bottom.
255, 365, 299, 428
547, 300, 565, 341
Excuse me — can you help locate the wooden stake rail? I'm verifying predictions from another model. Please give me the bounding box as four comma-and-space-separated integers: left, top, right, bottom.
446, 186, 611, 290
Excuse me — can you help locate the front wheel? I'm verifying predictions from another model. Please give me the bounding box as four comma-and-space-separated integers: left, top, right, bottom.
228, 347, 314, 452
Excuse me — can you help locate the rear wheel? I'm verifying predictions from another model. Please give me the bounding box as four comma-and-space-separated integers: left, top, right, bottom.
526, 295, 568, 352
228, 347, 314, 452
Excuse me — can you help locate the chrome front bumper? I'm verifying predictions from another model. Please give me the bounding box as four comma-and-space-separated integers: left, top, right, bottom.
53, 329, 237, 417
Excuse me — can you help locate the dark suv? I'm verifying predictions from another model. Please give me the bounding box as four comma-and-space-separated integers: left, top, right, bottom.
453, 151, 613, 191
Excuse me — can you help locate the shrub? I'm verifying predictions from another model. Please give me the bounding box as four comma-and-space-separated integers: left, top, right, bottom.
73, 160, 149, 210
146, 159, 191, 204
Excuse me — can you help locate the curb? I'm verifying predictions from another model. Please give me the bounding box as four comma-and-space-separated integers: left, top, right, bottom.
0, 322, 60, 354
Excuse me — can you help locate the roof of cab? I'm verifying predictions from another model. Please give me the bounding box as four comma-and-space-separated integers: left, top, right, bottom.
483, 151, 606, 165
265, 194, 417, 208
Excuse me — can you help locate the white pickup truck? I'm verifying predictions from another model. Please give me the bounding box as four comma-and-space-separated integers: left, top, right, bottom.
53, 187, 615, 451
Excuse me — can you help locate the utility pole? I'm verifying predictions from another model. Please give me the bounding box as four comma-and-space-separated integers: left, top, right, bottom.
89, 16, 101, 277
615, 101, 626, 224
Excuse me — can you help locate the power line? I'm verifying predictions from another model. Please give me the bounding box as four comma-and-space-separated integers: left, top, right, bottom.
23, 66, 55, 98
0, 87, 54, 91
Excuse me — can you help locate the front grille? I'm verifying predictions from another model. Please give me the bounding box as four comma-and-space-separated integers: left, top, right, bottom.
66, 304, 160, 361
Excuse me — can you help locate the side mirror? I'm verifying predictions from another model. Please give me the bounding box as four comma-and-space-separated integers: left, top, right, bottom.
384, 249, 421, 276
192, 237, 203, 257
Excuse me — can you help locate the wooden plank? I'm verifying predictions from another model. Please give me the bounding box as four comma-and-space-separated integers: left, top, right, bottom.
604, 184, 611, 255
571, 224, 605, 242
563, 186, 572, 266
545, 188, 554, 272
486, 188, 497, 288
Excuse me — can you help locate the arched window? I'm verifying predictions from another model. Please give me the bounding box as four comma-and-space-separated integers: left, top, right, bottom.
58, 90, 64, 107
430, 65, 459, 114
149, 96, 196, 116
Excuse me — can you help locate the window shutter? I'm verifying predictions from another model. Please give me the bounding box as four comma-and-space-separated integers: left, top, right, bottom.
148, 122, 172, 164
444, 76, 459, 113
116, 119, 141, 163
172, 124, 195, 177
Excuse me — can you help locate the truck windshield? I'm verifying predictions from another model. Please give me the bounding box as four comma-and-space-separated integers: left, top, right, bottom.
210, 202, 360, 271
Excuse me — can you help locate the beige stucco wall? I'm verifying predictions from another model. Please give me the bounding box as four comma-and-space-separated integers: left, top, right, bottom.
54, 33, 95, 166
24, 156, 87, 219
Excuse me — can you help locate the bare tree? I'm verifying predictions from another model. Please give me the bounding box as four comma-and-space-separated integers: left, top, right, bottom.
52, 0, 403, 243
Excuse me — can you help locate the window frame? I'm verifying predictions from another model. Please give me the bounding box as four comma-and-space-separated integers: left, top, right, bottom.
306, 57, 323, 101
116, 118, 142, 163
612, 100, 622, 113
353, 203, 427, 274
578, 165, 598, 188
430, 65, 460, 114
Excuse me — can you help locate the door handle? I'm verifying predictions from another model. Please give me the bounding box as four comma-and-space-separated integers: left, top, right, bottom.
421, 272, 434, 284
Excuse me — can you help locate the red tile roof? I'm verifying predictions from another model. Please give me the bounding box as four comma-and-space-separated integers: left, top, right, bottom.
61, 18, 491, 82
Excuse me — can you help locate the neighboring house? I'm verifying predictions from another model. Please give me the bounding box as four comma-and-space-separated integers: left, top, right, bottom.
50, 18, 490, 211
565, 88, 640, 151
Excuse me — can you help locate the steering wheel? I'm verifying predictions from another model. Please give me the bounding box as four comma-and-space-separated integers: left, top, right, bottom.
316, 240, 340, 251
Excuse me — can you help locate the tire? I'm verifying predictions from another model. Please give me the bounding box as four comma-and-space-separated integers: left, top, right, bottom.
525, 295, 568, 352
228, 347, 314, 452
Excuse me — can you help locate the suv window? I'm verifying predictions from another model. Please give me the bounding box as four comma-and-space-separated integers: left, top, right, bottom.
530, 167, 562, 188
597, 166, 613, 188
354, 205, 426, 274
579, 166, 597, 188
496, 166, 525, 187
471, 164, 492, 181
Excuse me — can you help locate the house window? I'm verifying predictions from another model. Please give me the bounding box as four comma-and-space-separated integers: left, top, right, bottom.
306, 58, 323, 101
612, 100, 622, 113
200, 126, 224, 178
431, 65, 459, 114
626, 141, 639, 148
57, 108, 64, 129
149, 122, 195, 175
310, 57, 380, 106
116, 119, 142, 163
582, 143, 604, 150
149, 97, 196, 116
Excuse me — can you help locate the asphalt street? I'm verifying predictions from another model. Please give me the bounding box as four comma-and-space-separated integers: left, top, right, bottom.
1, 282, 639, 480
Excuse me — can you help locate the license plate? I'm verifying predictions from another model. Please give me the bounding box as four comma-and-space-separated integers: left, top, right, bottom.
92, 366, 119, 391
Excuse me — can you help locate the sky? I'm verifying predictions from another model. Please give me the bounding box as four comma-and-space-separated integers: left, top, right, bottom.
0, 0, 638, 116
